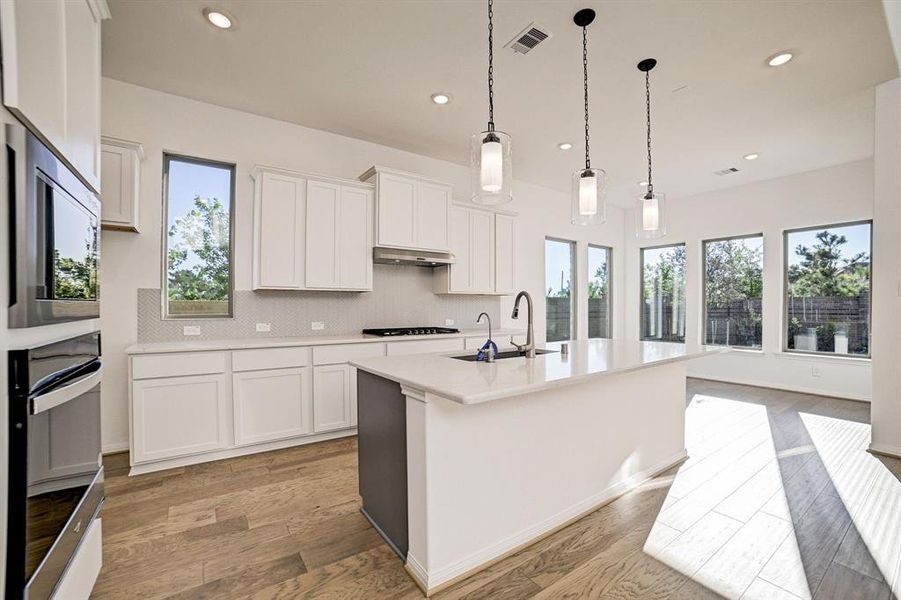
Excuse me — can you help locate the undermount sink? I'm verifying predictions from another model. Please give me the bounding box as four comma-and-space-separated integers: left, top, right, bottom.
451, 349, 558, 362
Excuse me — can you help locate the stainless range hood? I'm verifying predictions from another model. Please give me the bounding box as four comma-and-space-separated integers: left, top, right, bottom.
373, 247, 455, 267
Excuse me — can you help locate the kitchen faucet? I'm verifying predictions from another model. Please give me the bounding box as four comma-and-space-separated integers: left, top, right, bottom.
476, 312, 496, 362
510, 291, 536, 358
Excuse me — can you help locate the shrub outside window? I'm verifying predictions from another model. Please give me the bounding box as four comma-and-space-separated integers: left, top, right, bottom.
784, 221, 871, 357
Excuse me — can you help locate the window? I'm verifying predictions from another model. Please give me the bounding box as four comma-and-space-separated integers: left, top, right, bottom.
587, 245, 612, 338
545, 238, 575, 342
163, 154, 235, 318
703, 235, 763, 348
640, 244, 686, 343
784, 221, 871, 357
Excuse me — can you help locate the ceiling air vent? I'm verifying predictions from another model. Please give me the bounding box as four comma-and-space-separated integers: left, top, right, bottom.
505, 23, 551, 55
714, 167, 740, 176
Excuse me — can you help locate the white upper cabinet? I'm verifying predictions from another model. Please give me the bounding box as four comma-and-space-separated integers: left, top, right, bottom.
100, 137, 143, 231
417, 181, 451, 251
360, 166, 452, 253
435, 204, 516, 295
0, 0, 109, 192
254, 169, 306, 289
494, 213, 516, 295
305, 180, 341, 288
252, 166, 373, 291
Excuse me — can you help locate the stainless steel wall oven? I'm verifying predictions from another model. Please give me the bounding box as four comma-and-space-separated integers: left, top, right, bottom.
6, 332, 104, 599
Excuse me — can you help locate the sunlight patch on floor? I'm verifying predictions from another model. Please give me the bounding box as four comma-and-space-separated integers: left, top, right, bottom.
800, 411, 901, 595
643, 393, 810, 599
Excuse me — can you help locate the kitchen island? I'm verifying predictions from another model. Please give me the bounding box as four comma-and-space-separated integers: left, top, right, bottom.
352, 338, 724, 595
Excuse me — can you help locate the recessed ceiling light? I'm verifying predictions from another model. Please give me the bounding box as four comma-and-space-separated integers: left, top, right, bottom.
203, 8, 235, 30
430, 93, 451, 105
743, 153, 760, 161
558, 142, 573, 150
767, 52, 793, 67
638, 180, 649, 187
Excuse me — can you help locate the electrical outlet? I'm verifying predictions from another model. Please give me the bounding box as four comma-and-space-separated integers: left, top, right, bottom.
183, 326, 201, 336
256, 323, 271, 333
311, 321, 325, 331
811, 366, 821, 378
445, 319, 455, 326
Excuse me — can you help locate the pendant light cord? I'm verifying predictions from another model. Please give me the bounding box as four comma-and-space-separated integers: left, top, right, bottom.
582, 25, 590, 170
487, 0, 495, 132
645, 70, 653, 195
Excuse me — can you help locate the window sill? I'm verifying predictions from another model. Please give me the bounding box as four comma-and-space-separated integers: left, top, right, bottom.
721, 347, 765, 356
773, 351, 871, 365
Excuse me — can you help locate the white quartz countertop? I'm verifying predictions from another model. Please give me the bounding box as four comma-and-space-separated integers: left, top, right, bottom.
351, 339, 728, 404
125, 328, 524, 355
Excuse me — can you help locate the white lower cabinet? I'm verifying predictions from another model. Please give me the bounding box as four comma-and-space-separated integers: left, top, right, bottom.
233, 367, 313, 446
313, 364, 354, 432
131, 373, 230, 463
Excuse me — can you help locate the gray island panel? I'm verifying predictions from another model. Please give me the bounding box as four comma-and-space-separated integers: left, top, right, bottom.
357, 370, 408, 558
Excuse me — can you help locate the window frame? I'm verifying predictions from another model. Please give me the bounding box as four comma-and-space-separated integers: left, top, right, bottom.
161, 152, 237, 320
639, 242, 687, 343
781, 219, 873, 359
701, 232, 764, 350
544, 237, 577, 342
587, 243, 613, 339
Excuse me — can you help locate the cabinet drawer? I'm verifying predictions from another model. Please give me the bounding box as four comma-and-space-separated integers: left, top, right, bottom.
232, 347, 311, 372
385, 338, 465, 356
313, 343, 385, 365
132, 352, 227, 380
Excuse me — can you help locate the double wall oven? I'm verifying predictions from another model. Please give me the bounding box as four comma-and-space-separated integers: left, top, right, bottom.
6, 332, 104, 599
5, 123, 104, 598
7, 123, 100, 328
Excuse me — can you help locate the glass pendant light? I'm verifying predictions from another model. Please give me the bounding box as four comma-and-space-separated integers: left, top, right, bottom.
636, 58, 666, 239
571, 9, 606, 226
471, 0, 512, 205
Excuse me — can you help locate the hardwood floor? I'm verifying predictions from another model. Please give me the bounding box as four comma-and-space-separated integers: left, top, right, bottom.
93, 379, 901, 599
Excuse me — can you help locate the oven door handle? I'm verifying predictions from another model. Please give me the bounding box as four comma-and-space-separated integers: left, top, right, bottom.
31, 364, 103, 415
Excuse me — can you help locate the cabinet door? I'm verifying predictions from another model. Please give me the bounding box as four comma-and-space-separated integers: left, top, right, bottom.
305, 180, 341, 288
0, 0, 67, 155
233, 367, 312, 446
338, 186, 373, 289
100, 143, 138, 230
417, 182, 451, 251
448, 205, 472, 292
63, 0, 102, 190
494, 213, 515, 294
257, 172, 305, 288
377, 173, 417, 248
132, 374, 229, 463
313, 364, 353, 432
470, 210, 493, 293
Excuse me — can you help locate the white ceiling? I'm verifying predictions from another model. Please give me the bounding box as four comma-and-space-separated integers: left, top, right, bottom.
101, 0, 897, 207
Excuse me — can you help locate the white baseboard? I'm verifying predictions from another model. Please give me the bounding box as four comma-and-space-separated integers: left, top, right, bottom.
690, 374, 871, 403
408, 448, 688, 595
868, 442, 901, 459
128, 428, 357, 476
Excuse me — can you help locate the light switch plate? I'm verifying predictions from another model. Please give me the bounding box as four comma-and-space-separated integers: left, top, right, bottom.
445, 319, 455, 326
256, 323, 271, 332
183, 326, 201, 336
311, 322, 325, 331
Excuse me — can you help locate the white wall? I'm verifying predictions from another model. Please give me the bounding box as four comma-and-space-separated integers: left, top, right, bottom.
871, 77, 901, 457
624, 159, 874, 401
99, 78, 626, 450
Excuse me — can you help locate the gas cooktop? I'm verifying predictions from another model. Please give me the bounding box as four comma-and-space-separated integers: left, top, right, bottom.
362, 326, 460, 337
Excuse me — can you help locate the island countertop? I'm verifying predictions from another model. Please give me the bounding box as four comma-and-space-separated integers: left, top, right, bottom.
351, 338, 727, 405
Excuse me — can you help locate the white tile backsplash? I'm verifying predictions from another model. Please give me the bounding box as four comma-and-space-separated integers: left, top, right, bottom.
137, 265, 501, 342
